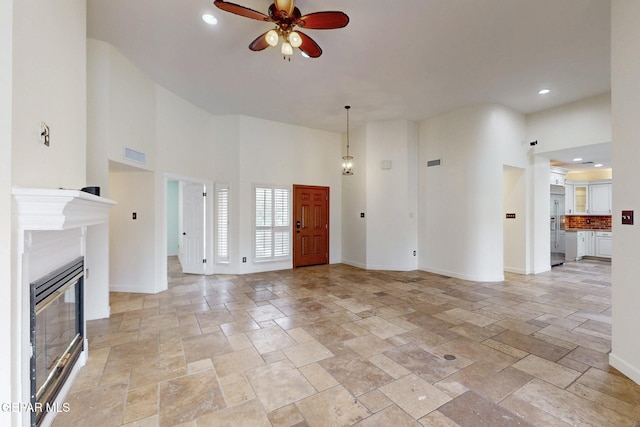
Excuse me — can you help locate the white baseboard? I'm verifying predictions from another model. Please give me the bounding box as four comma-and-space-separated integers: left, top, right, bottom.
609, 352, 640, 385
504, 266, 527, 275
341, 259, 366, 269
365, 263, 415, 272
419, 265, 504, 282
85, 307, 110, 321
109, 284, 157, 294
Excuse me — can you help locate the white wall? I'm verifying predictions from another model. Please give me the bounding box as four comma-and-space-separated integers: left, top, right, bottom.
88, 41, 344, 285
167, 181, 179, 255
1, 1, 13, 423
109, 170, 157, 293
106, 46, 156, 171
503, 166, 527, 274
419, 104, 528, 281
526, 93, 611, 154
365, 120, 419, 271
87, 40, 110, 192
341, 125, 367, 268
237, 115, 343, 274
529, 155, 552, 274
11, 0, 87, 189
610, 0, 640, 385
8, 1, 88, 424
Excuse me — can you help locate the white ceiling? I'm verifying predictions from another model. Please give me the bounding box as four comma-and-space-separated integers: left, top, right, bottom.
87, 0, 611, 136
541, 142, 612, 171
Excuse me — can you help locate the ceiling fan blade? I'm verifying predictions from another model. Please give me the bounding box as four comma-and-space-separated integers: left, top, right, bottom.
274, 0, 295, 15
297, 11, 349, 29
214, 0, 271, 22
297, 31, 322, 58
249, 31, 271, 51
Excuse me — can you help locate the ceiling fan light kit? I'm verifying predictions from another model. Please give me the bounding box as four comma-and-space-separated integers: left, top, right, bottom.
213, 0, 349, 60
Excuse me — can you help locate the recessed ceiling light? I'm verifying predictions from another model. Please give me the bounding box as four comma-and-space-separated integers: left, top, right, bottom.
572, 158, 583, 162
594, 163, 603, 168
538, 89, 551, 95
202, 14, 217, 25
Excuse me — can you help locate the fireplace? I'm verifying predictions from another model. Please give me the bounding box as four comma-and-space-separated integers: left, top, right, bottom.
30, 257, 84, 426
13, 188, 116, 427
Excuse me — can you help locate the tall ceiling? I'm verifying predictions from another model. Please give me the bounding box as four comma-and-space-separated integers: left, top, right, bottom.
87, 0, 611, 134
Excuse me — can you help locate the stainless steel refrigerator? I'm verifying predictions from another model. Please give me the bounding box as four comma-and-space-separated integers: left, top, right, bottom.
550, 185, 566, 266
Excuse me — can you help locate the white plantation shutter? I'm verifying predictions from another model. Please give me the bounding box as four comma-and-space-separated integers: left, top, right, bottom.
255, 229, 272, 258
254, 185, 291, 260
215, 183, 229, 263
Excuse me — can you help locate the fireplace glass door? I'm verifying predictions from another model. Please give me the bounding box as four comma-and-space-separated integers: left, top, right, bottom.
30, 257, 84, 425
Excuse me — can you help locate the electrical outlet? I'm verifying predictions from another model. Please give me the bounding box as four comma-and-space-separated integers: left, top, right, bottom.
413, 251, 416, 256
242, 257, 247, 263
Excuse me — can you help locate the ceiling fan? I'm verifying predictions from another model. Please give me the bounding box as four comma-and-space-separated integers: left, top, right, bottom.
213, 0, 349, 59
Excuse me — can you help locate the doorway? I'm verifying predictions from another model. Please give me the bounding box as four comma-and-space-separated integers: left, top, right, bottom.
164, 174, 214, 282
180, 182, 206, 274
293, 185, 330, 268
503, 166, 527, 274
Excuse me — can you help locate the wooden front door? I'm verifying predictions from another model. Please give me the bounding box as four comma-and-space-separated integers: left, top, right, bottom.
293, 185, 329, 268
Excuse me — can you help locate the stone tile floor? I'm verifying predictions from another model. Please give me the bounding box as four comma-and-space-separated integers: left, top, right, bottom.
52, 257, 640, 426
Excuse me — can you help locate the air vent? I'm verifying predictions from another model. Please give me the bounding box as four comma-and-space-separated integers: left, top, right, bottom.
123, 147, 146, 164
581, 161, 594, 165
427, 159, 442, 167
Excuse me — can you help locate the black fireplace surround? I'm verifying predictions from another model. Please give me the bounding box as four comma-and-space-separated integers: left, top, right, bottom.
30, 257, 84, 426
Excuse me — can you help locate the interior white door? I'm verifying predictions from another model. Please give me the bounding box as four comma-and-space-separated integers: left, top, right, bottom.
182, 183, 205, 274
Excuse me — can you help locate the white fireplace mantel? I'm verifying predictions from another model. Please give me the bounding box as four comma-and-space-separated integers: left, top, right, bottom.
12, 187, 116, 427
12, 187, 116, 230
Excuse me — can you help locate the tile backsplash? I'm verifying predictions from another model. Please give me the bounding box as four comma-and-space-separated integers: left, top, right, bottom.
565, 215, 612, 230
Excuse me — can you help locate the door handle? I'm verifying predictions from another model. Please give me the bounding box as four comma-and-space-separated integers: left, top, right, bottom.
296, 220, 301, 233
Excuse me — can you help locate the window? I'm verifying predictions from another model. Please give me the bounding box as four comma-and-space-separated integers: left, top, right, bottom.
215, 183, 229, 263
254, 185, 291, 261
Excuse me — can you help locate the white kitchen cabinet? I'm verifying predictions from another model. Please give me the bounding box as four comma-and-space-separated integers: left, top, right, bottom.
550, 172, 565, 186
565, 180, 612, 215
584, 230, 595, 256
567, 230, 611, 260
573, 185, 589, 214
577, 231, 587, 258
589, 183, 612, 215
566, 231, 588, 261
566, 231, 584, 261
595, 231, 612, 258
565, 184, 574, 214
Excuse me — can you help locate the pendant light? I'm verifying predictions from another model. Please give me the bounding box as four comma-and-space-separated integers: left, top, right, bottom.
342, 105, 354, 175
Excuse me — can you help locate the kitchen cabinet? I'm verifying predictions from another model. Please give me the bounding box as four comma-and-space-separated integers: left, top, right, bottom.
550, 172, 565, 186
573, 185, 589, 214
566, 230, 611, 260
595, 231, 612, 258
566, 231, 587, 261
584, 230, 595, 256
565, 180, 612, 215
589, 183, 612, 215
565, 184, 574, 214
